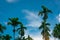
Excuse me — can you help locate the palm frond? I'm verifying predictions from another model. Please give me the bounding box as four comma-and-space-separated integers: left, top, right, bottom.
48, 9, 52, 13
46, 23, 50, 26
38, 11, 44, 16
7, 22, 12, 25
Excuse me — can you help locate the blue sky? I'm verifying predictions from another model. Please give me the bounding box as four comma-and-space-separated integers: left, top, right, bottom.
0, 0, 60, 40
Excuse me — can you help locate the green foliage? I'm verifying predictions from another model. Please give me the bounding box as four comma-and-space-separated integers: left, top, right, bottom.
38, 5, 52, 40
8, 17, 22, 27
17, 23, 27, 40
26, 35, 33, 40
0, 24, 6, 33
0, 34, 12, 40
5, 34, 12, 40
52, 24, 60, 39
38, 5, 52, 20
8, 17, 22, 40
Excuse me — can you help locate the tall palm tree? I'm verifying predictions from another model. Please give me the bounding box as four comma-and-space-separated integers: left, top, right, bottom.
0, 24, 6, 40
1, 34, 12, 40
17, 23, 27, 40
26, 35, 33, 40
0, 24, 6, 34
38, 5, 52, 40
52, 24, 60, 40
39, 22, 50, 40
0, 35, 5, 40
38, 5, 52, 21
22, 37, 26, 40
5, 34, 12, 40
8, 17, 22, 40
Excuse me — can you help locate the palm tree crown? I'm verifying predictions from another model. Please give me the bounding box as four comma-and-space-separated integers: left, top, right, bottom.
38, 5, 52, 20
0, 24, 6, 33
26, 35, 33, 40
38, 5, 52, 40
8, 17, 22, 26
17, 23, 27, 40
52, 24, 60, 39
5, 34, 12, 40
8, 17, 22, 40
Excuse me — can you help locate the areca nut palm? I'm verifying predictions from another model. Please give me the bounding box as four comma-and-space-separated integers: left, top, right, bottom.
39, 22, 50, 40
0, 24, 6, 34
8, 17, 22, 40
17, 23, 27, 40
38, 5, 52, 21
38, 5, 52, 40
26, 35, 33, 40
52, 24, 60, 40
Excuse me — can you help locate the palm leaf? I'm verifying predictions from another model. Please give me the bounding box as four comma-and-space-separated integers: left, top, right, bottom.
38, 11, 44, 16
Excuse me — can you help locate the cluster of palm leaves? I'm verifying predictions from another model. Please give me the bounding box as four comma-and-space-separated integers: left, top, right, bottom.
0, 5, 60, 40
38, 5, 60, 40
52, 24, 60, 40
38, 5, 52, 40
0, 18, 33, 40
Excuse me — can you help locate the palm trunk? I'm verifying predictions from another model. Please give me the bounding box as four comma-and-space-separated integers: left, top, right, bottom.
13, 27, 15, 40
44, 19, 46, 40
43, 14, 47, 40
14, 31, 15, 40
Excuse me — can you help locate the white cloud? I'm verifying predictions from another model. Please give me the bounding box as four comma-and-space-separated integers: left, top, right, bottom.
22, 9, 56, 40
22, 9, 42, 27
25, 31, 43, 40
26, 21, 41, 27
56, 14, 60, 22
25, 32, 55, 40
31, 35, 43, 40
6, 0, 19, 3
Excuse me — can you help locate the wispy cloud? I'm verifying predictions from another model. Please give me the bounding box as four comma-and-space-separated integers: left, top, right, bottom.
22, 9, 42, 27
56, 14, 60, 22
25, 31, 55, 40
22, 9, 43, 40
22, 9, 56, 40
25, 30, 43, 40
6, 0, 19, 3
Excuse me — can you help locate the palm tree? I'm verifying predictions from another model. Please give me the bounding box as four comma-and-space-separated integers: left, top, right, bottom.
26, 35, 33, 40
0, 24, 6, 34
0, 24, 6, 40
8, 17, 22, 40
38, 5, 52, 40
15, 37, 21, 40
0, 34, 12, 40
0, 35, 5, 40
38, 5, 52, 21
39, 22, 50, 40
52, 24, 60, 40
5, 34, 12, 40
22, 37, 26, 40
17, 23, 27, 40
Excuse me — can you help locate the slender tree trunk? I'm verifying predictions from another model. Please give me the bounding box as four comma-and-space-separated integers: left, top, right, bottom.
43, 14, 47, 40
13, 27, 15, 40
44, 19, 46, 40
14, 31, 15, 40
